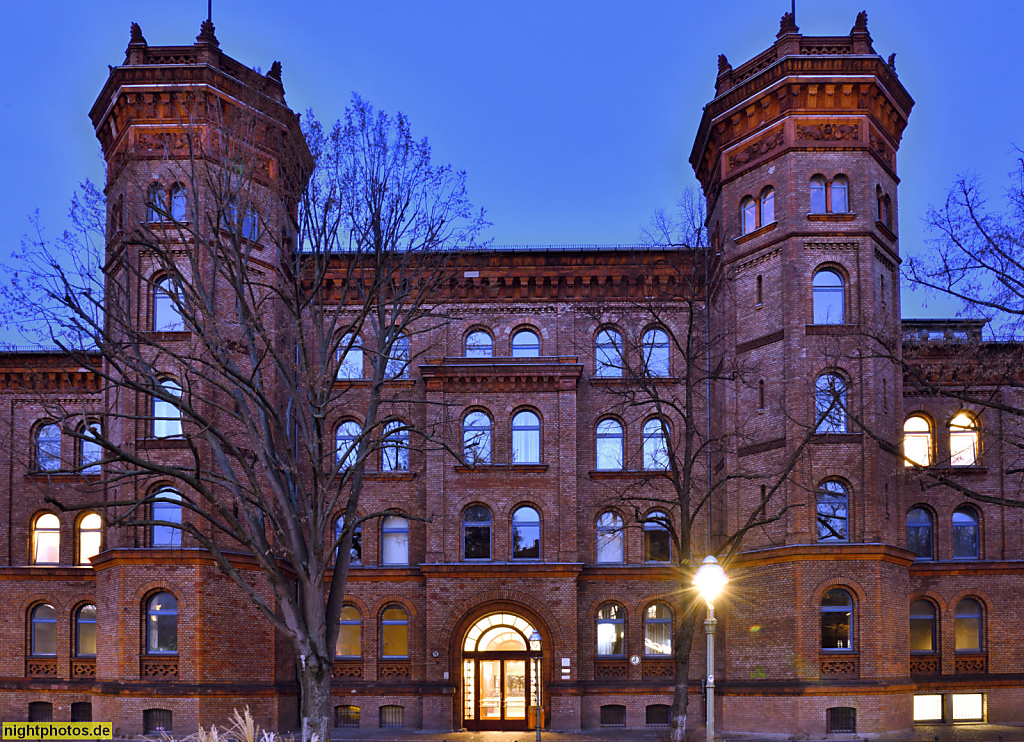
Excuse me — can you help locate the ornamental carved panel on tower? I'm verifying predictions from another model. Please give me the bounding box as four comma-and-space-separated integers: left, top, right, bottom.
726, 127, 784, 172
795, 121, 861, 143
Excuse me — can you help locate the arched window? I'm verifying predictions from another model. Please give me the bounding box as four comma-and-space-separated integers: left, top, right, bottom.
336, 334, 363, 379
760, 187, 775, 225
146, 592, 178, 654
153, 276, 184, 332
817, 480, 849, 542
950, 412, 980, 467
903, 415, 933, 466
511, 328, 540, 357
595, 329, 623, 378
143, 709, 172, 734
241, 207, 259, 241
643, 418, 669, 471
75, 604, 97, 657
385, 334, 410, 379
78, 513, 102, 565
511, 506, 540, 559
80, 424, 102, 474
511, 410, 541, 464
906, 507, 933, 560
381, 420, 409, 472
740, 196, 757, 235
820, 588, 853, 650
335, 421, 361, 470
335, 516, 362, 565
952, 507, 979, 559
815, 372, 848, 434
910, 599, 936, 653
336, 605, 361, 658
643, 511, 671, 562
147, 184, 166, 222
465, 331, 493, 358
596, 511, 624, 564
812, 269, 845, 324
463, 505, 491, 560
32, 513, 61, 564
596, 604, 625, 656
595, 419, 624, 471
831, 176, 849, 213
152, 379, 183, 438
381, 515, 409, 565
642, 328, 670, 377
170, 185, 187, 221
644, 603, 672, 656
380, 605, 409, 658
152, 489, 182, 547
36, 424, 61, 472
462, 411, 492, 465
30, 604, 57, 656
955, 598, 982, 651
810, 176, 827, 214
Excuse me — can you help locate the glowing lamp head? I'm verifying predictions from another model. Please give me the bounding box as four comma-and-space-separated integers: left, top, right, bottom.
693, 555, 729, 605
529, 630, 542, 652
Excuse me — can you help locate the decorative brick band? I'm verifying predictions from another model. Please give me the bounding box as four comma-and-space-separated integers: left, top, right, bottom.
26, 658, 58, 677
819, 654, 858, 676
71, 658, 97, 678
140, 656, 179, 679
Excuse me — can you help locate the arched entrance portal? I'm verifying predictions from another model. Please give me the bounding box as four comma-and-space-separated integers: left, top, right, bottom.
461, 612, 541, 731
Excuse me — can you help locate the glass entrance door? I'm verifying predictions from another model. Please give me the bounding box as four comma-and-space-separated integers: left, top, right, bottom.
461, 613, 541, 731
504, 660, 526, 721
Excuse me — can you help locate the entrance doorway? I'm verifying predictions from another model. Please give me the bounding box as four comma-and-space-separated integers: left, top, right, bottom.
461, 613, 541, 731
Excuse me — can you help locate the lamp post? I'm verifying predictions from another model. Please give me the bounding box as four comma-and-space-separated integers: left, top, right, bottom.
529, 630, 542, 742
693, 555, 728, 742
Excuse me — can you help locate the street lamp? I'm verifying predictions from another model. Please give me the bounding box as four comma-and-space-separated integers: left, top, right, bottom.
529, 630, 542, 742
693, 555, 728, 742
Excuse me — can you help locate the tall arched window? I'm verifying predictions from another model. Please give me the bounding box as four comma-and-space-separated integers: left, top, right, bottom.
817, 480, 849, 542
906, 507, 933, 560
152, 379, 183, 438
465, 331, 493, 358
78, 513, 102, 565
909, 599, 936, 653
642, 329, 670, 377
740, 197, 757, 235
831, 176, 849, 213
644, 603, 672, 656
380, 605, 409, 658
336, 605, 361, 658
952, 507, 979, 559
153, 276, 184, 332
30, 604, 57, 656
815, 372, 848, 434
810, 176, 827, 214
385, 334, 410, 379
812, 269, 845, 324
595, 419, 624, 471
463, 505, 492, 560
903, 415, 933, 466
595, 329, 623, 378
146, 184, 166, 222
511, 506, 540, 559
950, 412, 979, 467
596, 604, 625, 656
75, 604, 97, 657
643, 511, 670, 562
381, 515, 409, 565
760, 187, 775, 225
152, 489, 182, 547
170, 185, 187, 221
80, 424, 102, 474
32, 513, 61, 564
462, 411, 492, 465
511, 410, 541, 464
336, 334, 363, 379
643, 418, 669, 471
955, 598, 982, 651
335, 421, 361, 470
381, 420, 409, 472
36, 424, 61, 472
596, 511, 624, 564
820, 589, 853, 650
511, 329, 540, 357
146, 592, 178, 654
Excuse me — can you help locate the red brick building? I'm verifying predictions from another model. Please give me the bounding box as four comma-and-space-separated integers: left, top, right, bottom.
1, 12, 1022, 737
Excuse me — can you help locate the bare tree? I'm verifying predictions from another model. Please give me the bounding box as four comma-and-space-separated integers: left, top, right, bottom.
3, 94, 487, 741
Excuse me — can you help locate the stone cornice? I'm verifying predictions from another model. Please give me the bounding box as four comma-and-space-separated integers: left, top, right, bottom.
420, 356, 583, 392
732, 542, 916, 568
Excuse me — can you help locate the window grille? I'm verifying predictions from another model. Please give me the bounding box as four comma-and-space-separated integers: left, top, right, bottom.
827, 707, 856, 733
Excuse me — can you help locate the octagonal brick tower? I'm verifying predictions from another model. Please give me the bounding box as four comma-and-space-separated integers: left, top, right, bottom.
690, 13, 916, 735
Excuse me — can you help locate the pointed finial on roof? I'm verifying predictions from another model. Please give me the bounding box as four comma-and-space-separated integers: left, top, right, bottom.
129, 22, 147, 46
197, 18, 219, 46
778, 11, 798, 36
887, 53, 898, 75
268, 61, 283, 82
717, 54, 731, 75
853, 11, 868, 32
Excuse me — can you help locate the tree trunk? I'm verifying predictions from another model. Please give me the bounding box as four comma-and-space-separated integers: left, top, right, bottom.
297, 651, 333, 742
670, 610, 699, 742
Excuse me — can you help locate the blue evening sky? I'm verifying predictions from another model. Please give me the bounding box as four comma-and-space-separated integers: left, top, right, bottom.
1, 1, 1020, 343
